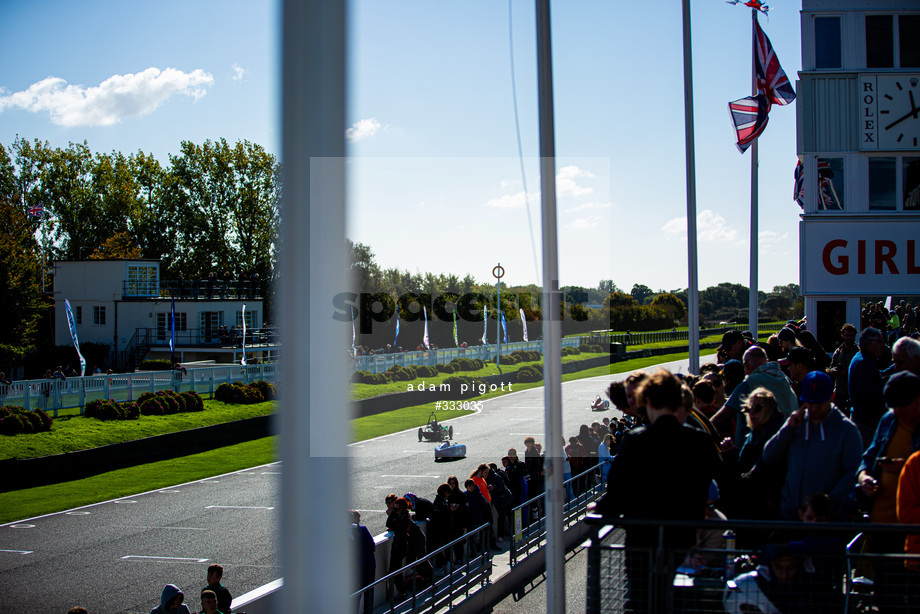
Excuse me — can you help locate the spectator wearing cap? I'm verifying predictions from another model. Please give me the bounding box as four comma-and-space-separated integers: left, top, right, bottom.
711, 346, 799, 448
848, 327, 887, 446
829, 324, 859, 413
762, 371, 862, 520
858, 371, 920, 611
718, 330, 751, 363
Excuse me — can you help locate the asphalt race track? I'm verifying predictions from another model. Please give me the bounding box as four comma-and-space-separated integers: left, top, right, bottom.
0, 355, 709, 613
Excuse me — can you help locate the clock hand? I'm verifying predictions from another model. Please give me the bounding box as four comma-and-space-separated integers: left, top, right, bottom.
884, 103, 920, 131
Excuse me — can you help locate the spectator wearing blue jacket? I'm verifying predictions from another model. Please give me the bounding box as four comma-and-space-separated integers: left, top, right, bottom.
763, 371, 863, 520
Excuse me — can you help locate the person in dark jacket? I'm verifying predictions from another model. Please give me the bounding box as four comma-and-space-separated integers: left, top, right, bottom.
429, 483, 453, 569
464, 479, 489, 555
150, 584, 191, 614
848, 327, 886, 445
446, 476, 469, 563
351, 511, 376, 614
487, 464, 513, 541
503, 450, 527, 508
593, 369, 721, 614
202, 565, 232, 614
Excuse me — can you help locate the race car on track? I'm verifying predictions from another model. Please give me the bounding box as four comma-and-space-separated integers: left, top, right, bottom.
434, 440, 467, 460
590, 395, 610, 411
418, 412, 453, 442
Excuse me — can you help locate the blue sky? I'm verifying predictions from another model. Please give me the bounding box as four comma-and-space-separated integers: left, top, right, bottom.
0, 0, 803, 294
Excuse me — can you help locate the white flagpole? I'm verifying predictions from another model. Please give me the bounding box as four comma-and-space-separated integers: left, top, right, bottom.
749, 9, 760, 338
682, 0, 700, 373
536, 0, 564, 610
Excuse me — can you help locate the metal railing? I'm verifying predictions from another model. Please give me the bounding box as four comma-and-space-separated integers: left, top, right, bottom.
0, 363, 279, 415
351, 523, 493, 614
353, 337, 586, 374
122, 279, 263, 300
593, 323, 784, 348
584, 515, 920, 614
509, 463, 608, 566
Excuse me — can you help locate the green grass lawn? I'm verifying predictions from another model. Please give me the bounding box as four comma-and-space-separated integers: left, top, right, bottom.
1, 399, 276, 461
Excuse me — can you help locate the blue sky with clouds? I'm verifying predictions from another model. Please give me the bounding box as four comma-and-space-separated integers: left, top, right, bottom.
0, 0, 803, 293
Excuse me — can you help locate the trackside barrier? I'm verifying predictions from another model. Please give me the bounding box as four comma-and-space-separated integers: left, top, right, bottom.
350, 522, 493, 614
583, 515, 920, 614
509, 464, 607, 566
352, 338, 582, 374
0, 363, 278, 416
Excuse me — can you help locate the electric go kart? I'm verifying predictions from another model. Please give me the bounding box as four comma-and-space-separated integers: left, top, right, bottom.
418, 412, 453, 442
590, 395, 610, 412
434, 440, 467, 460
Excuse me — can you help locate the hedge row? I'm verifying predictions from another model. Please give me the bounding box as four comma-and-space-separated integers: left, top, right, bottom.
0, 405, 53, 435
214, 381, 275, 405
137, 390, 205, 415
84, 399, 140, 421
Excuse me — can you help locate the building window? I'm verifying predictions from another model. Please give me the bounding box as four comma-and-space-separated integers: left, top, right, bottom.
866, 15, 894, 68
126, 264, 159, 296
901, 16, 920, 68
157, 312, 188, 341
817, 158, 844, 210
75, 306, 82, 325
237, 309, 258, 330
815, 16, 841, 69
905, 157, 920, 210
200, 311, 225, 343
869, 158, 897, 210
93, 306, 106, 326
866, 14, 919, 68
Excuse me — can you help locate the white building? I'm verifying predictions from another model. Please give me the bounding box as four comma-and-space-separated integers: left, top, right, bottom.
52, 259, 276, 370
798, 0, 920, 350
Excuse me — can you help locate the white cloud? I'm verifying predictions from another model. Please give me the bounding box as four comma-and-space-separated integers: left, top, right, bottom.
484, 190, 540, 209
346, 117, 381, 142
661, 209, 740, 243
0, 67, 213, 127
565, 215, 603, 230
556, 165, 594, 197
231, 64, 246, 81
759, 230, 789, 246
563, 201, 612, 213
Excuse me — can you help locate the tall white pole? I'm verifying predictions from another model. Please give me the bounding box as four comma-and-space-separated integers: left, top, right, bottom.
749, 10, 760, 339
536, 1, 564, 611
682, 0, 700, 374
280, 1, 351, 612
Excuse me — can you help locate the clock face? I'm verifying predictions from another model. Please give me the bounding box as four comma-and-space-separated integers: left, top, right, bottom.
877, 75, 920, 151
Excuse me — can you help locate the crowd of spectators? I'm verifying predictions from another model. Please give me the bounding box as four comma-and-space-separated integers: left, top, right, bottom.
590, 315, 920, 613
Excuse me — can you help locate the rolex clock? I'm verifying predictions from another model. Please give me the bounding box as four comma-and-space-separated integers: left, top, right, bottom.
860, 74, 920, 151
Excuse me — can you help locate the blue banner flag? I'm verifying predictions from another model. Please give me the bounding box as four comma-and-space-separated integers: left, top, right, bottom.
64, 300, 86, 376
500, 311, 509, 344
395, 304, 400, 346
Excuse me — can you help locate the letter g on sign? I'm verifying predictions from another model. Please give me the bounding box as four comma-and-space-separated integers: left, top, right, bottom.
823, 239, 849, 275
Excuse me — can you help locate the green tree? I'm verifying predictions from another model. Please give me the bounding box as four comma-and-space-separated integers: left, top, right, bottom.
0, 196, 46, 363
650, 293, 687, 321
630, 283, 654, 305
347, 239, 382, 293
164, 138, 280, 284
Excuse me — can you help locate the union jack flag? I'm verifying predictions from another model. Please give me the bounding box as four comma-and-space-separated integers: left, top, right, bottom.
794, 159, 804, 208
27, 202, 44, 218
817, 159, 842, 211
728, 17, 795, 153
